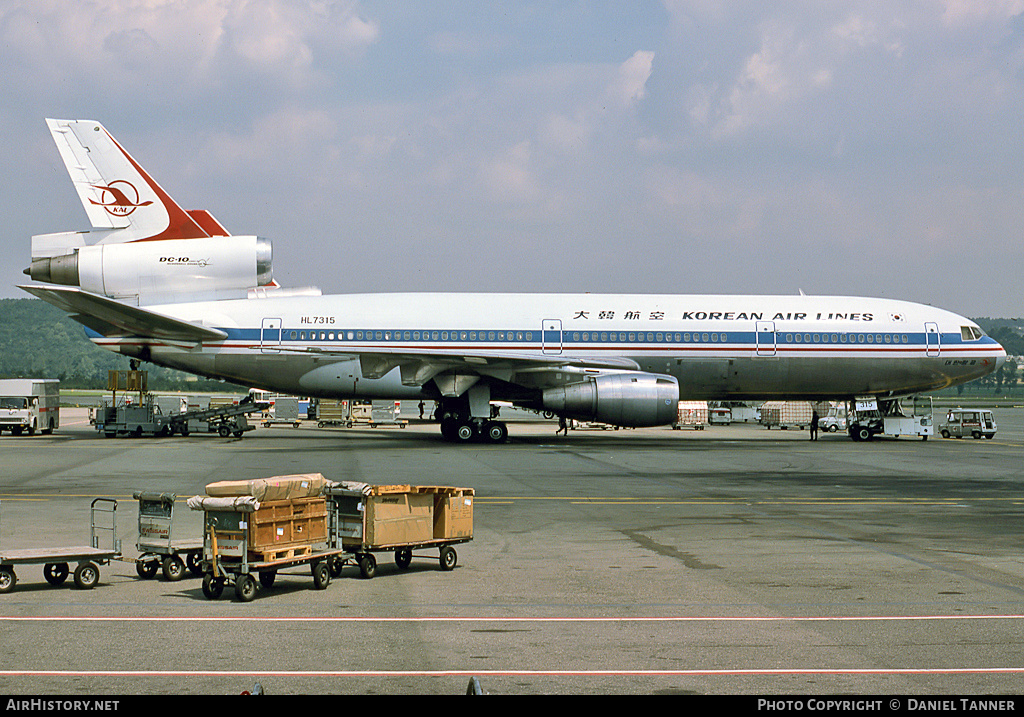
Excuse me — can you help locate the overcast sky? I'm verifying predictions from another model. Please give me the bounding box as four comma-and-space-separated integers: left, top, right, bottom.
2, 1, 1023, 317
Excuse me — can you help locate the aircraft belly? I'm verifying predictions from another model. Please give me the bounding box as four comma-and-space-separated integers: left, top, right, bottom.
672, 356, 981, 400
297, 361, 423, 399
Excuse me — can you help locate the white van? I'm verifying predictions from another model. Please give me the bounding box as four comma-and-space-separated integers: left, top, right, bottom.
939, 408, 997, 439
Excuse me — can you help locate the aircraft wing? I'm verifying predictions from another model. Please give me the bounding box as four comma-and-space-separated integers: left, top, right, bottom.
268, 343, 641, 387
18, 285, 228, 344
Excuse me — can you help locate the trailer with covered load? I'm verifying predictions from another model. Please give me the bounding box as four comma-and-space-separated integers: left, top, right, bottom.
189, 473, 344, 601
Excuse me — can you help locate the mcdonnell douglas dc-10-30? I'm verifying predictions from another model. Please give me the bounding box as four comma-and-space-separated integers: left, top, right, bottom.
20, 119, 1005, 443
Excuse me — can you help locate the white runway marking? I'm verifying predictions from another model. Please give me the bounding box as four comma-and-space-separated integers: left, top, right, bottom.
2, 614, 1024, 622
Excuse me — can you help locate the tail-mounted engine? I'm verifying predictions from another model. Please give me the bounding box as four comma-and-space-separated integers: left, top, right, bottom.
542, 372, 680, 427
26, 235, 273, 304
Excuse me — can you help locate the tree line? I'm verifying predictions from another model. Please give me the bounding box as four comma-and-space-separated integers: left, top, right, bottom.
0, 299, 244, 391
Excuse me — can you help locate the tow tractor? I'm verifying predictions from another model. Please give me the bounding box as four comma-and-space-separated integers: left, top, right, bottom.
847, 396, 934, 441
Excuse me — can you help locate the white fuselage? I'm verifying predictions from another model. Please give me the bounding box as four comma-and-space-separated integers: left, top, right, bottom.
86, 292, 1005, 403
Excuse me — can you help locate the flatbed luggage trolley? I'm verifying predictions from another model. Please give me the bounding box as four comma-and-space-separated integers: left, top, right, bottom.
188, 495, 345, 602
132, 492, 203, 581
325, 483, 474, 579
0, 498, 120, 593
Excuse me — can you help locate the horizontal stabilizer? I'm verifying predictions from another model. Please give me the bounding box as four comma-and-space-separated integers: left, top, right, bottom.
18, 284, 227, 344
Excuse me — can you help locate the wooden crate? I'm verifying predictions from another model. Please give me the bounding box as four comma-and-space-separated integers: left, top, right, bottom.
250, 497, 327, 551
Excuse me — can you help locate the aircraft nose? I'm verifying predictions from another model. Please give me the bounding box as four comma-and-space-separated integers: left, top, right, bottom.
993, 340, 1007, 369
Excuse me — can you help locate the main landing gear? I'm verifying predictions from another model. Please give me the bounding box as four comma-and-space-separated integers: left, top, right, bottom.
439, 416, 508, 444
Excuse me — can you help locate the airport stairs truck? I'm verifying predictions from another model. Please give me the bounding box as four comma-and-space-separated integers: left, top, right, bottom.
0, 379, 59, 436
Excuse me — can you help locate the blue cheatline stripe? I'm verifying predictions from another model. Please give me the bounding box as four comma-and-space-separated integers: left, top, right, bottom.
85, 322, 1002, 357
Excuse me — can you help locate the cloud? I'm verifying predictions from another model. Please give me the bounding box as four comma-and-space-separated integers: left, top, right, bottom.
941, 0, 1024, 27
0, 0, 379, 101
611, 50, 655, 108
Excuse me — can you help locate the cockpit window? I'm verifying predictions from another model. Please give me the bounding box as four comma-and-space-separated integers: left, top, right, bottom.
961, 326, 983, 341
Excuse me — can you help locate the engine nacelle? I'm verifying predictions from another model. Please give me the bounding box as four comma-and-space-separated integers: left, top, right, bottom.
542, 372, 680, 427
27, 236, 272, 304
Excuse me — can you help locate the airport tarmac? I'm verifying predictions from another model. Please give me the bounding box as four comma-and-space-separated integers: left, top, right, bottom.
2, 406, 1024, 696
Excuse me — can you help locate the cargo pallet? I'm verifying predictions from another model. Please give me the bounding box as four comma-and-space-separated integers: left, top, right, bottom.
0, 498, 121, 593
325, 483, 473, 579
131, 492, 203, 581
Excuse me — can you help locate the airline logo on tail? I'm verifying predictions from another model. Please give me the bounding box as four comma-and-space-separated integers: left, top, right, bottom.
89, 181, 153, 217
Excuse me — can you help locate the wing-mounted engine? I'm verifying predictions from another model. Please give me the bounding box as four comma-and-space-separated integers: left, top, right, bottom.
26, 235, 273, 305
542, 372, 679, 427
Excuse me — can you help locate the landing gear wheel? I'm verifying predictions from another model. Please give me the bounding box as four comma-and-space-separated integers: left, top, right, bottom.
440, 417, 458, 441
312, 562, 330, 590
395, 548, 412, 570
455, 421, 476, 442
234, 573, 257, 602
358, 553, 377, 579
202, 573, 224, 599
482, 421, 508, 444
44, 563, 69, 586
162, 555, 185, 581
73, 561, 99, 590
439, 546, 457, 571
136, 560, 158, 579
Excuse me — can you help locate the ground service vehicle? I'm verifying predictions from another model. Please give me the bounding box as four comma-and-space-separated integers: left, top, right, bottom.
0, 379, 59, 436
848, 396, 934, 441
939, 408, 997, 439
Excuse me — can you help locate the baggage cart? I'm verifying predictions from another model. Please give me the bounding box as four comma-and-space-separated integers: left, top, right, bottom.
325, 483, 473, 579
261, 395, 301, 427
131, 492, 203, 581
0, 498, 120, 593
672, 401, 708, 430
315, 399, 353, 427
188, 490, 344, 602
760, 401, 813, 430
315, 400, 408, 428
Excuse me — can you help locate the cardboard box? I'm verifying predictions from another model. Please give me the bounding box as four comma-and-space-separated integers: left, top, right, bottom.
432, 488, 474, 540
362, 489, 433, 547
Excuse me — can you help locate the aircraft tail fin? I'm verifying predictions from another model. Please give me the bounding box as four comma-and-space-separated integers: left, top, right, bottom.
45, 119, 221, 243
